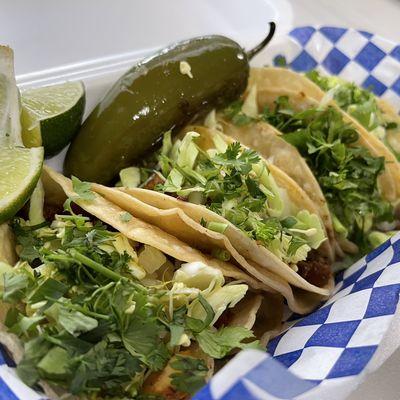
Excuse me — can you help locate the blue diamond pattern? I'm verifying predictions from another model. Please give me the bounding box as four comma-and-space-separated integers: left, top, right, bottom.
220, 381, 261, 400
268, 332, 285, 355
0, 381, 19, 400
363, 75, 388, 96
351, 270, 382, 293
275, 350, 303, 368
320, 27, 346, 43
391, 45, 400, 62
290, 26, 316, 46
359, 30, 374, 39
390, 237, 400, 264
355, 42, 386, 71
305, 321, 361, 348
327, 346, 377, 378
0, 344, 15, 368
341, 264, 367, 291
391, 77, 400, 97
295, 304, 332, 326
366, 238, 391, 262
322, 48, 350, 74
246, 357, 318, 399
364, 285, 400, 318
290, 50, 318, 71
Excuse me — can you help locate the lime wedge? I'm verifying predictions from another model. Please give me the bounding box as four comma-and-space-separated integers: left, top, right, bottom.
21, 81, 85, 157
0, 73, 9, 134
0, 146, 44, 224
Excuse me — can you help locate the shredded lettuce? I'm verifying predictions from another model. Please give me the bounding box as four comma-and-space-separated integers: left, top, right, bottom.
155, 131, 326, 265
368, 230, 397, 248
307, 70, 398, 149
174, 262, 224, 291
242, 84, 259, 118
174, 262, 247, 325
189, 284, 248, 325
119, 166, 141, 188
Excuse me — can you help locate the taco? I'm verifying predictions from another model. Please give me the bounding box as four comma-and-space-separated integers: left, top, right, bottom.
247, 67, 400, 200
218, 67, 398, 256
89, 127, 334, 304
0, 167, 283, 399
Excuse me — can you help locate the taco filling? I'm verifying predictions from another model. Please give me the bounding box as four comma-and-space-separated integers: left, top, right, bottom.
128, 130, 329, 285
224, 96, 395, 253
306, 70, 400, 159
0, 205, 260, 399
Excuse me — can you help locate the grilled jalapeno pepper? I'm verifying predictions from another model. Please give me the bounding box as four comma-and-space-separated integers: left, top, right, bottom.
64, 23, 275, 184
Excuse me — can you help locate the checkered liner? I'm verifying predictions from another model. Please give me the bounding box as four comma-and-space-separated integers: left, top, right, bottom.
195, 236, 400, 400
2, 26, 400, 400
273, 26, 400, 109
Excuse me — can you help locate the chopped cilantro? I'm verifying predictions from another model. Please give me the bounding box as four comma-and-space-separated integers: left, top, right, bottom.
170, 355, 208, 395
306, 70, 399, 156
196, 326, 260, 359
64, 176, 96, 211
260, 96, 394, 251
120, 211, 133, 222
154, 132, 326, 265
224, 100, 255, 126
5, 212, 258, 398
71, 176, 96, 201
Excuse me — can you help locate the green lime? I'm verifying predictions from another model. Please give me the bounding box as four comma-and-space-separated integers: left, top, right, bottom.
0, 146, 44, 224
21, 81, 85, 157
0, 73, 9, 132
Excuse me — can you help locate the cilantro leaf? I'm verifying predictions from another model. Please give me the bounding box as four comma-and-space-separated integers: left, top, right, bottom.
122, 314, 170, 370
119, 211, 132, 222
11, 219, 45, 262
170, 355, 208, 396
224, 100, 255, 126
213, 142, 260, 174
69, 339, 143, 395
17, 337, 52, 386
45, 302, 99, 336
196, 326, 259, 359
28, 278, 68, 303
71, 176, 96, 201
64, 176, 96, 211
186, 294, 215, 333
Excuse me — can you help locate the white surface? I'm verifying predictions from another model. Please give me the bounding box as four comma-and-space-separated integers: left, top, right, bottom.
0, 0, 292, 84
2, 0, 400, 398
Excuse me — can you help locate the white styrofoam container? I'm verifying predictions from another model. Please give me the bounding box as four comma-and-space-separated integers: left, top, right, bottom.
2, 2, 399, 398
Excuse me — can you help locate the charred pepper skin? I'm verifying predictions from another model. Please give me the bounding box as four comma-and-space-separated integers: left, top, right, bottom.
64, 36, 249, 184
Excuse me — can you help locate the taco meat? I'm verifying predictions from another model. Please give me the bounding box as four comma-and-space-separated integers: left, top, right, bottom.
297, 250, 331, 287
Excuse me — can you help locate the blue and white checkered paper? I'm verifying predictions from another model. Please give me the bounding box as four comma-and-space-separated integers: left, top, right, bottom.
196, 236, 400, 400
2, 26, 400, 400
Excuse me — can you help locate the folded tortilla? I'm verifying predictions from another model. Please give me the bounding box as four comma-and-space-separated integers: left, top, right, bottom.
77, 128, 333, 313
247, 67, 400, 202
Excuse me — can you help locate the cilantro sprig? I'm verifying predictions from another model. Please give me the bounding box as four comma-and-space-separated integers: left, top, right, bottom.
4, 212, 259, 398
154, 134, 324, 265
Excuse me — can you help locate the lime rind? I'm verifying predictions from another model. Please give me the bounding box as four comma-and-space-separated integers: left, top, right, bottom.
21, 81, 85, 157
0, 146, 44, 224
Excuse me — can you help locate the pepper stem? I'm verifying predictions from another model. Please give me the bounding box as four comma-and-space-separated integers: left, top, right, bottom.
247, 22, 276, 60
